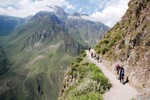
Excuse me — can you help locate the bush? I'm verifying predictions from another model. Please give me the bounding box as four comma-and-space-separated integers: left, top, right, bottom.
101, 39, 109, 44
108, 39, 116, 48
67, 92, 103, 100
62, 58, 111, 100
76, 57, 83, 63
78, 92, 103, 100
101, 47, 109, 55
80, 50, 87, 57
89, 63, 102, 73
92, 72, 111, 92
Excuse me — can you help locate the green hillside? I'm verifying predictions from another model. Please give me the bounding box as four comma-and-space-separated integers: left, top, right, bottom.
95, 0, 150, 96
0, 7, 109, 100
59, 51, 111, 100
0, 15, 25, 35
0, 46, 8, 75
0, 12, 87, 100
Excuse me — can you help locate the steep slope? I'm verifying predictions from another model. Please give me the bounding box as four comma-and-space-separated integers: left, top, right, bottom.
0, 15, 25, 35
95, 0, 150, 97
59, 51, 111, 100
86, 50, 139, 100
43, 6, 109, 46
0, 12, 87, 100
0, 46, 8, 75
66, 16, 109, 46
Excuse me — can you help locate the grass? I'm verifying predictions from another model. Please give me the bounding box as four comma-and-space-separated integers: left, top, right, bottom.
0, 16, 90, 99
95, 28, 124, 55
0, 38, 75, 100
60, 51, 111, 100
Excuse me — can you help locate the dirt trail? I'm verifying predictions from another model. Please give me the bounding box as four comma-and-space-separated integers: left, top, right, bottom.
86, 50, 139, 100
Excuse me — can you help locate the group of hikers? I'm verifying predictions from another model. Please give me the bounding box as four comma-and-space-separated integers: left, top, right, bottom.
116, 64, 126, 84
89, 48, 102, 62
89, 47, 128, 85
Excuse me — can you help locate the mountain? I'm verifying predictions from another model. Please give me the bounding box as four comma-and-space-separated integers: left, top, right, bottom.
48, 6, 67, 17
0, 15, 25, 35
95, 0, 150, 97
0, 46, 8, 75
0, 6, 108, 100
0, 12, 86, 100
66, 17, 108, 46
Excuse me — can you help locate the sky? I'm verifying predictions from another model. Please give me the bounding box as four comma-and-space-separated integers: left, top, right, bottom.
0, 0, 130, 27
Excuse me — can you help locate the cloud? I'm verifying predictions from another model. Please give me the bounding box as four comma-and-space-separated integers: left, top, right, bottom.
0, 0, 130, 27
0, 0, 75, 17
87, 0, 130, 27
66, 4, 76, 9
78, 8, 83, 12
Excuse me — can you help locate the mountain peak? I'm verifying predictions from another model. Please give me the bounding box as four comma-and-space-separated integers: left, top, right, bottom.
47, 5, 67, 15
72, 12, 89, 17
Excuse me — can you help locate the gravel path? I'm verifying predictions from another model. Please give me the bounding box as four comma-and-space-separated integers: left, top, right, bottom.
86, 50, 139, 100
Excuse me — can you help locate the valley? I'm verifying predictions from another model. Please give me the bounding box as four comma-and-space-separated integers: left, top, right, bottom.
0, 0, 150, 99
0, 6, 108, 100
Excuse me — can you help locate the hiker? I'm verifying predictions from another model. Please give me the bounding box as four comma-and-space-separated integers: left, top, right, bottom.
119, 65, 125, 84
91, 52, 93, 58
89, 47, 91, 52
96, 54, 100, 62
116, 64, 121, 75
38, 84, 41, 95
93, 53, 96, 58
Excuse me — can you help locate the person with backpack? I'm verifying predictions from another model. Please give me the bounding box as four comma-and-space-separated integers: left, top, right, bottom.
115, 64, 121, 79
96, 54, 100, 62
89, 47, 91, 52
119, 65, 125, 84
91, 52, 93, 58
116, 64, 121, 75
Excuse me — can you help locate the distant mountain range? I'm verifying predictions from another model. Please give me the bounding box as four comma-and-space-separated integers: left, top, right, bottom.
0, 5, 108, 46
0, 15, 25, 35
0, 6, 108, 100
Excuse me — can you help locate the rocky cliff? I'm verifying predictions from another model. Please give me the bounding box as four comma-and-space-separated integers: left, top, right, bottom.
95, 0, 150, 97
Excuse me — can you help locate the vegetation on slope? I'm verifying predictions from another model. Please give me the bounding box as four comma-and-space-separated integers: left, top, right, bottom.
0, 15, 25, 35
0, 8, 108, 100
59, 51, 111, 100
0, 46, 8, 75
95, 0, 150, 97
0, 13, 87, 100
95, 0, 150, 61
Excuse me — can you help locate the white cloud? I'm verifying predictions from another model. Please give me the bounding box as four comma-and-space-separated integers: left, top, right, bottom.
0, 0, 75, 17
87, 0, 130, 27
66, 4, 76, 10
0, 0, 130, 27
78, 8, 83, 12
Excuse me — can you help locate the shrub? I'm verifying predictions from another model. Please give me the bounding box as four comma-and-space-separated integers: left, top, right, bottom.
108, 39, 116, 48
76, 57, 83, 63
89, 63, 102, 73
67, 92, 103, 100
101, 39, 109, 44
62, 58, 111, 100
67, 70, 73, 76
80, 50, 86, 57
78, 92, 103, 100
101, 47, 109, 55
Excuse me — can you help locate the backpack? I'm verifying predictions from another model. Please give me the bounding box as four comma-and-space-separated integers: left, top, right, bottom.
120, 68, 124, 75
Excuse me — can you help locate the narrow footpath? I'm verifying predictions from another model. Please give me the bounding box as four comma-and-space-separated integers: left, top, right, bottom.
86, 50, 139, 100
